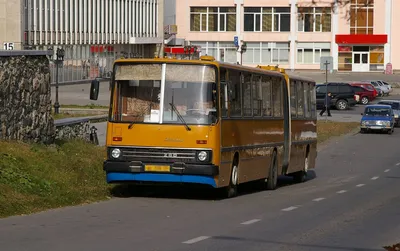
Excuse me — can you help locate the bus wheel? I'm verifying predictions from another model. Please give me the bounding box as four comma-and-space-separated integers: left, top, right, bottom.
293, 150, 309, 183
225, 163, 239, 198
266, 151, 278, 190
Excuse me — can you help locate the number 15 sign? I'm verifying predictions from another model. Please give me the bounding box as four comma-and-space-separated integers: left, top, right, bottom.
3, 42, 14, 50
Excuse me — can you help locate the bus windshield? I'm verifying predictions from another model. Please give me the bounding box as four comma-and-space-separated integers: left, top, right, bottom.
111, 63, 218, 125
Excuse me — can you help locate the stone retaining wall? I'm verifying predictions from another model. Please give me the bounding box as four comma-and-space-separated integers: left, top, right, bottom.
0, 50, 55, 144
54, 115, 107, 143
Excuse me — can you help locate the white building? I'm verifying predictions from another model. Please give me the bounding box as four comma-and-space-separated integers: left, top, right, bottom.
1, 0, 164, 83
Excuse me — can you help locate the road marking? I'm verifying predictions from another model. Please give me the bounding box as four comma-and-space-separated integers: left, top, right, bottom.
371, 176, 379, 180
337, 190, 347, 194
356, 184, 365, 187
384, 169, 390, 173
282, 206, 298, 212
396, 162, 400, 166
182, 236, 211, 244
312, 197, 325, 202
241, 219, 261, 225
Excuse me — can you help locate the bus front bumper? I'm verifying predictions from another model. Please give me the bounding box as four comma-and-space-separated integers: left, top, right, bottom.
103, 161, 219, 187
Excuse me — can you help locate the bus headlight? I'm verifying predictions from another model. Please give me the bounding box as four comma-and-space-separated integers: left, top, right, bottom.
111, 148, 121, 159
198, 151, 208, 162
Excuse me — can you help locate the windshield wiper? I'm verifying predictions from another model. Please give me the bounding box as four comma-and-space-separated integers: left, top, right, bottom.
128, 121, 136, 129
169, 103, 191, 131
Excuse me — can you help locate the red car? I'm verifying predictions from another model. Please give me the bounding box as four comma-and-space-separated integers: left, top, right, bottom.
349, 82, 377, 105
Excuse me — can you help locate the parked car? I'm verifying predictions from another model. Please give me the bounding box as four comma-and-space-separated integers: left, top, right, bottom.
316, 82, 357, 110
350, 85, 376, 105
367, 80, 390, 96
360, 104, 395, 134
377, 100, 400, 127
376, 80, 393, 93
349, 82, 379, 98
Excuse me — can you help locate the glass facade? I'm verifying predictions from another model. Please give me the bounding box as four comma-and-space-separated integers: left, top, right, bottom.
31, 44, 155, 84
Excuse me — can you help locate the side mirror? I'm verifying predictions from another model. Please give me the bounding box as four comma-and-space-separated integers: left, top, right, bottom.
360, 113, 363, 115
90, 79, 100, 100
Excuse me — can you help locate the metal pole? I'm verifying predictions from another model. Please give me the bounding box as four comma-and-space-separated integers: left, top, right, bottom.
325, 60, 328, 122
54, 59, 60, 114
240, 50, 243, 65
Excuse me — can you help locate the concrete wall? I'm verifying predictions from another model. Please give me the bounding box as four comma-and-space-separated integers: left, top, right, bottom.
0, 0, 23, 50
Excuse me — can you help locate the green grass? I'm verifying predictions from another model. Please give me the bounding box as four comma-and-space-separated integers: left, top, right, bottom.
61, 103, 109, 109
0, 140, 110, 218
53, 113, 106, 120
317, 121, 359, 143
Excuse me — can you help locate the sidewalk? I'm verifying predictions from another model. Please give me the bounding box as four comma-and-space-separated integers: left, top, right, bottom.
317, 113, 361, 123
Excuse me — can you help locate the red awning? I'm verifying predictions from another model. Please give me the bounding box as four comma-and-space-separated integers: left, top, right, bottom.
335, 34, 388, 45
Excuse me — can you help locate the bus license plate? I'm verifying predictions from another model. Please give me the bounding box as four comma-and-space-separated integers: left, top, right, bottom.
145, 165, 170, 172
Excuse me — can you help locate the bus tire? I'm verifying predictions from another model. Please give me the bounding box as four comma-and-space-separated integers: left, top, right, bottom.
225, 156, 239, 198
293, 147, 309, 183
266, 150, 278, 190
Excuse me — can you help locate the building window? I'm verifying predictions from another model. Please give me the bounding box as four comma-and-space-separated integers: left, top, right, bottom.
191, 41, 237, 63
190, 7, 236, 32
338, 46, 353, 71
243, 42, 289, 64
244, 7, 290, 32
369, 46, 384, 71
297, 7, 331, 32
297, 42, 331, 64
350, 0, 374, 34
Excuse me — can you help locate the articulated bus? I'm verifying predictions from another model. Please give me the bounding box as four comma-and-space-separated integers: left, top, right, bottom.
89, 55, 317, 197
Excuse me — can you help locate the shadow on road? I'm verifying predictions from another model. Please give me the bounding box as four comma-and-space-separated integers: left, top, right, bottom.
211, 235, 385, 251
109, 170, 317, 200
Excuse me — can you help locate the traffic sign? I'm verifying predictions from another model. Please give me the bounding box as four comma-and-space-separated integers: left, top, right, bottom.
234, 36, 239, 47
320, 56, 333, 71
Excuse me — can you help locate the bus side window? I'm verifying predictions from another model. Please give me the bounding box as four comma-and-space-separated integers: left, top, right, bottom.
220, 68, 228, 117
221, 81, 229, 117
228, 70, 242, 117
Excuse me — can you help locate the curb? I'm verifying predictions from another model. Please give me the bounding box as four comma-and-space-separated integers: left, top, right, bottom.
54, 114, 108, 127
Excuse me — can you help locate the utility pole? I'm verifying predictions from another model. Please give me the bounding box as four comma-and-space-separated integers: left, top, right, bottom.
320, 56, 333, 122
324, 60, 330, 122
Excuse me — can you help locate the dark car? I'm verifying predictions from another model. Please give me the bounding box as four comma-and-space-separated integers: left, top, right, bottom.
377, 100, 400, 127
316, 83, 357, 110
350, 85, 376, 105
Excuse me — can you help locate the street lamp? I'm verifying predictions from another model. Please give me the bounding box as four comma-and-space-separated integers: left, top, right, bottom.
239, 42, 247, 65
54, 47, 64, 114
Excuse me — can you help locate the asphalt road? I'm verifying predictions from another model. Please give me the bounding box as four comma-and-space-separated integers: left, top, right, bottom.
1, 122, 400, 250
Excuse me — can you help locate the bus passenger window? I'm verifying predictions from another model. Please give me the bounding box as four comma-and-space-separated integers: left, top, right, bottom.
261, 76, 272, 117
221, 81, 228, 117
311, 84, 317, 118
252, 75, 262, 116
228, 70, 242, 117
220, 68, 228, 117
304, 82, 311, 118
296, 81, 304, 117
243, 73, 252, 117
290, 81, 297, 117
272, 77, 282, 117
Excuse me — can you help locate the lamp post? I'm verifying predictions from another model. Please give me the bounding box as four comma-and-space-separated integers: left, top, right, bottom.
240, 42, 247, 65
54, 47, 64, 114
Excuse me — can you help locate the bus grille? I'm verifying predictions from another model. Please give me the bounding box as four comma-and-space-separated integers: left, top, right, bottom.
121, 148, 197, 163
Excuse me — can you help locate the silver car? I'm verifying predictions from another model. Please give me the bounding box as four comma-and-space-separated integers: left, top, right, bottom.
369, 80, 390, 96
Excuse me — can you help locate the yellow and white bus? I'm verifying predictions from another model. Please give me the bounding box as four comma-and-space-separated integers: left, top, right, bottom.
90, 56, 317, 197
